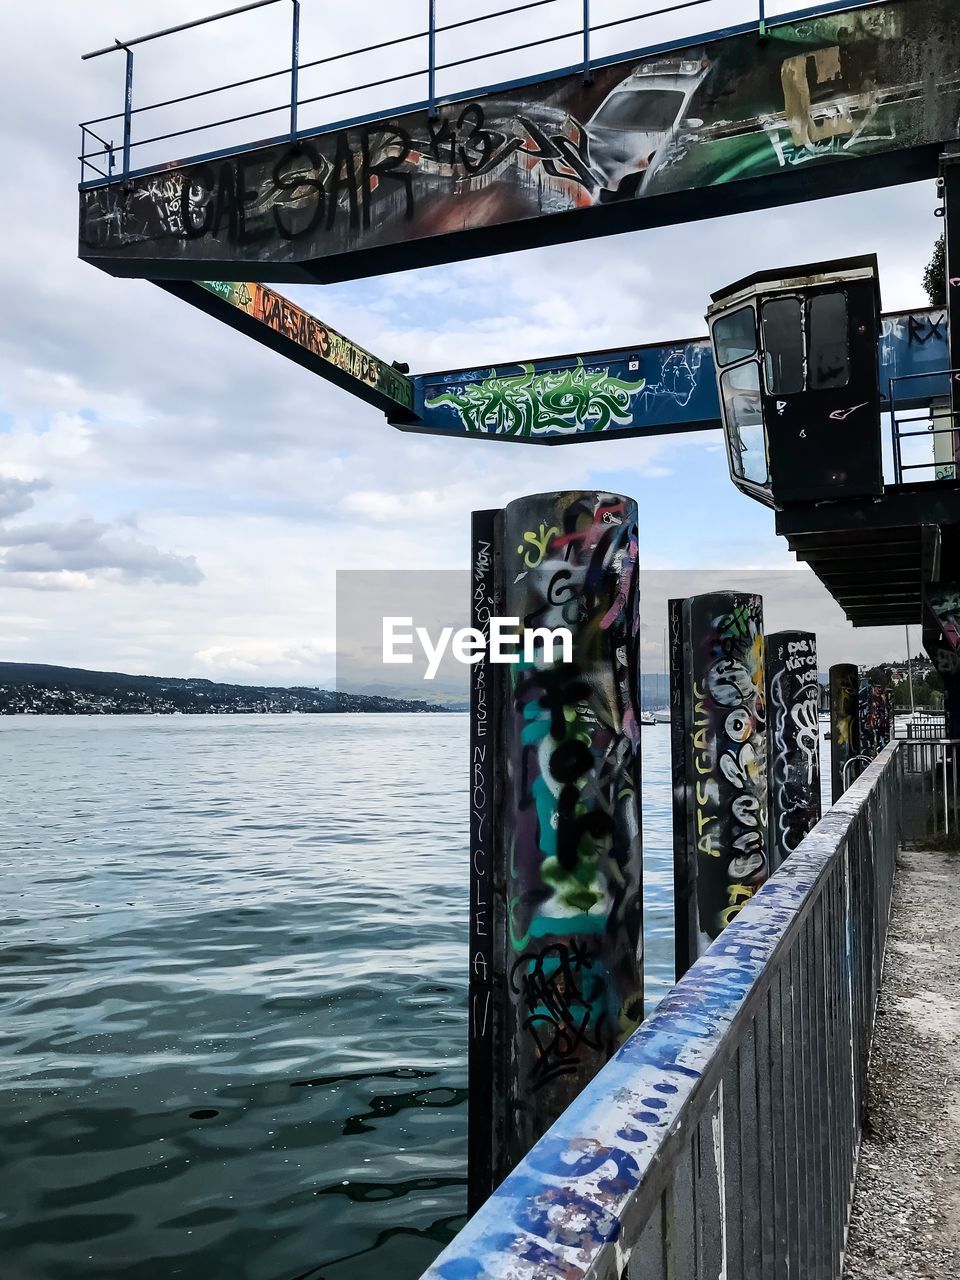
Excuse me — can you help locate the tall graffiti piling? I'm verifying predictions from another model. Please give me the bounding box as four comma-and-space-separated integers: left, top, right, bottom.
470, 491, 644, 1196
766, 631, 821, 871
830, 664, 861, 801
681, 592, 767, 958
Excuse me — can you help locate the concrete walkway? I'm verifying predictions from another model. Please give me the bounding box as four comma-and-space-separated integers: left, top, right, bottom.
844, 847, 960, 1278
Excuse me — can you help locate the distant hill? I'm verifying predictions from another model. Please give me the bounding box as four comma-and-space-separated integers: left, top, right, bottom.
0, 662, 451, 716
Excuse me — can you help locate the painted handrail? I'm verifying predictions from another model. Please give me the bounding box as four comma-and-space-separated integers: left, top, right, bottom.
421, 742, 900, 1279
78, 0, 807, 186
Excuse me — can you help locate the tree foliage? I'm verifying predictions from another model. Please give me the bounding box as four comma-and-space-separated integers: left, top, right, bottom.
924, 233, 947, 307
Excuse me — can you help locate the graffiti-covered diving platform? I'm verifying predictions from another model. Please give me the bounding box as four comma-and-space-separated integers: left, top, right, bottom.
79, 0, 960, 285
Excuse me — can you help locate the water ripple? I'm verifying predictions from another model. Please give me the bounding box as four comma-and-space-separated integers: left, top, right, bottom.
0, 713, 675, 1279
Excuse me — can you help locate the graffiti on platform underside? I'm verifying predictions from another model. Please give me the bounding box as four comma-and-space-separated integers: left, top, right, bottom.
198, 280, 413, 409
79, 0, 960, 268
500, 492, 642, 1142
685, 593, 767, 944
425, 361, 647, 437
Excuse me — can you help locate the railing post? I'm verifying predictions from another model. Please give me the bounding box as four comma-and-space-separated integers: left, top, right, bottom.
121, 44, 134, 181
428, 0, 437, 118
290, 0, 300, 140
891, 380, 903, 484
583, 0, 592, 83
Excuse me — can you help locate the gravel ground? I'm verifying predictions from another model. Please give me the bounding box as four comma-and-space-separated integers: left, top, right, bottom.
844, 847, 960, 1278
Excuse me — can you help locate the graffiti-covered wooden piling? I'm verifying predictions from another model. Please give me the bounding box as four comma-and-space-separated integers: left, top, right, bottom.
830, 663, 861, 801
468, 510, 501, 1215
668, 598, 695, 981
468, 491, 644, 1210
766, 631, 821, 871
677, 592, 767, 973
860, 677, 892, 757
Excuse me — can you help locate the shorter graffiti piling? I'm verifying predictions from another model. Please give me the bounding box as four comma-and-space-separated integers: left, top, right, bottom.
767, 631, 821, 871
830, 664, 861, 801
680, 592, 768, 965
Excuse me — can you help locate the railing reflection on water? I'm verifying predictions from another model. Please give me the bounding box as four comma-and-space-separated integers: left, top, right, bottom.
422, 742, 900, 1280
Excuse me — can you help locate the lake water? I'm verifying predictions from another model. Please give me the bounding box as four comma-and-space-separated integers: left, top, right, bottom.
0, 713, 816, 1280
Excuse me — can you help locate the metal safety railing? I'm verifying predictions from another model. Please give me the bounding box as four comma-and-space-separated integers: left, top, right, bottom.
890, 370, 960, 485
423, 742, 900, 1279
78, 0, 811, 187
899, 737, 960, 844
894, 709, 946, 741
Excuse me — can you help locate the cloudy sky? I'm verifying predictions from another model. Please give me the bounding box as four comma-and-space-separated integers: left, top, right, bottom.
0, 0, 942, 685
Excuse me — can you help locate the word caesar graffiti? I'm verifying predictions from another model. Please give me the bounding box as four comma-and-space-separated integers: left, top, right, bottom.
197, 280, 413, 410
475, 491, 643, 1193
425, 361, 647, 438
683, 593, 767, 951
766, 631, 821, 871
79, 1, 960, 278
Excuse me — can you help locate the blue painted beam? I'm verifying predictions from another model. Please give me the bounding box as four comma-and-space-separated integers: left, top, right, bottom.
396, 308, 948, 444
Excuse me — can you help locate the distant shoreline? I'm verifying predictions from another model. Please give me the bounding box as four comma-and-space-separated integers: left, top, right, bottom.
0, 662, 455, 716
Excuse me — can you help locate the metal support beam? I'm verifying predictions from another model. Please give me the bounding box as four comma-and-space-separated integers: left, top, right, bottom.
159, 279, 418, 420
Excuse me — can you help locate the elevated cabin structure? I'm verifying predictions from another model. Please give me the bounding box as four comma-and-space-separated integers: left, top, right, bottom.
705, 160, 960, 730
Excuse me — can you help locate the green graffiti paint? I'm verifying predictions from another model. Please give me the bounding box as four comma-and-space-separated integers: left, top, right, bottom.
425, 361, 647, 437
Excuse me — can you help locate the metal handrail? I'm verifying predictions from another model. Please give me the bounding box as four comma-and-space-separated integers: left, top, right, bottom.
420, 743, 901, 1278
889, 368, 960, 485
77, 0, 776, 186
842, 752, 872, 789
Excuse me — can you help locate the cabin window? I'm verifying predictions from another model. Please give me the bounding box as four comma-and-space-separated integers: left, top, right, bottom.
808, 291, 850, 390
721, 362, 768, 485
712, 307, 757, 367
761, 297, 804, 395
